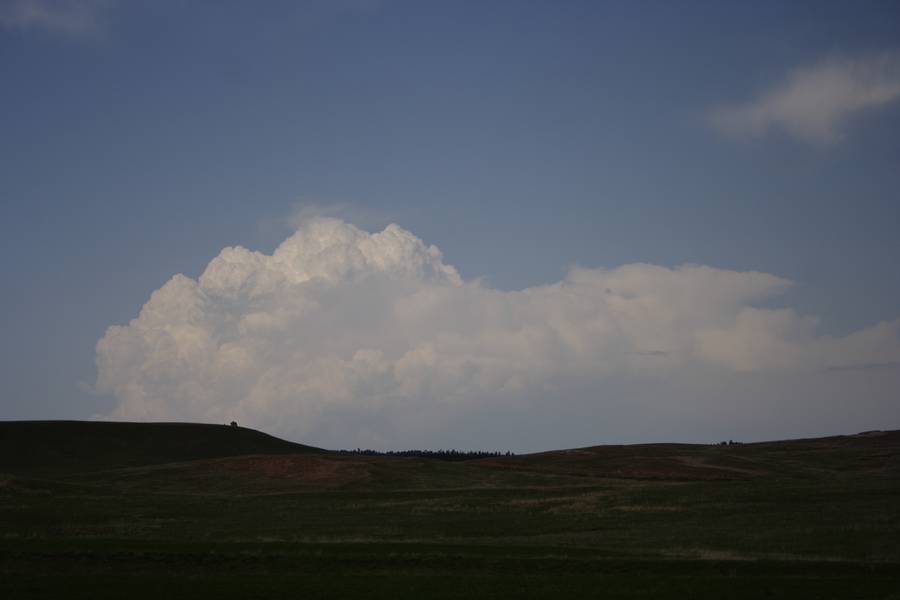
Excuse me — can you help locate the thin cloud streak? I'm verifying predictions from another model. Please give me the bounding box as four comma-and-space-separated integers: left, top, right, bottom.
709, 52, 900, 144
0, 0, 111, 34
825, 361, 900, 373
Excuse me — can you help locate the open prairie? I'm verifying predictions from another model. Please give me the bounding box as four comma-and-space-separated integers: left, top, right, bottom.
1, 421, 899, 599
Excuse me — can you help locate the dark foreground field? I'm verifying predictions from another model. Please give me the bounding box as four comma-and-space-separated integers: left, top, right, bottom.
1, 421, 899, 598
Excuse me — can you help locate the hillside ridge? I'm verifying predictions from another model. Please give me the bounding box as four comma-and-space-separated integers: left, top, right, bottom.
2, 420, 898, 480
0, 420, 323, 475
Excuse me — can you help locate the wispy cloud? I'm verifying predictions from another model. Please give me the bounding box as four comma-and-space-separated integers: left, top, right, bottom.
0, 0, 111, 35
286, 201, 391, 232
825, 361, 900, 373
710, 52, 900, 144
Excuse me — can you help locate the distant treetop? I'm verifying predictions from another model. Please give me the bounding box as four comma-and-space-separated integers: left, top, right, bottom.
337, 448, 513, 461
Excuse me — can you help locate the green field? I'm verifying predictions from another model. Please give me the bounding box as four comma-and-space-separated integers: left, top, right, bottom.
1, 421, 898, 598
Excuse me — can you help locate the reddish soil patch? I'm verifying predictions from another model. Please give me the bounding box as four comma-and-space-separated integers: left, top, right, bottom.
476, 449, 762, 481
209, 454, 370, 487
671, 455, 767, 477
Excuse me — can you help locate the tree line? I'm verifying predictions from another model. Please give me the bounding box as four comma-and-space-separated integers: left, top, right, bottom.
337, 448, 515, 461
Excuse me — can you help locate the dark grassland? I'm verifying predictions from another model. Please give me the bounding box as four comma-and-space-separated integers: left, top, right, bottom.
1, 421, 899, 598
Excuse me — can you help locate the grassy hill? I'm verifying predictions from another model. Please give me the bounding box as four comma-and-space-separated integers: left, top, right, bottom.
0, 420, 322, 475
1, 421, 898, 599
475, 430, 900, 480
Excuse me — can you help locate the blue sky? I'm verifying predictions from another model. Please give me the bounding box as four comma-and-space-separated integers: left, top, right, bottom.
2, 1, 899, 449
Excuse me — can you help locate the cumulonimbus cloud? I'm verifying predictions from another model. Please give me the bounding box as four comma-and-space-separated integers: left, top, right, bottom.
709, 52, 900, 144
94, 219, 900, 450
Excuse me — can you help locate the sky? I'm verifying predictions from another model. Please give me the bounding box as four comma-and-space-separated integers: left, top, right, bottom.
2, 0, 899, 452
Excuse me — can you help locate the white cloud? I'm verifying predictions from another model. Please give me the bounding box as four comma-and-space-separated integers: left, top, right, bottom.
710, 52, 900, 144
0, 0, 111, 34
94, 219, 900, 450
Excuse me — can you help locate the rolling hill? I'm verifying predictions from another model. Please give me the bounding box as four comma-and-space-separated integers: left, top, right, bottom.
1, 421, 898, 599
0, 420, 322, 476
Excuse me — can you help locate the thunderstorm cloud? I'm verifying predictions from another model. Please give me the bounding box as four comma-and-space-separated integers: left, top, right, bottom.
94, 219, 900, 450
